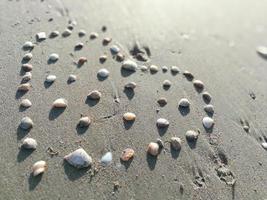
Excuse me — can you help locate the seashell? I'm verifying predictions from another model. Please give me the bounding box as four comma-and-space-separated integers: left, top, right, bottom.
99, 54, 107, 63
170, 137, 182, 150
18, 83, 31, 91
163, 80, 171, 87
162, 66, 168, 72
178, 98, 190, 107
48, 53, 59, 62
32, 160, 47, 176
23, 53, 32, 61
90, 32, 98, 39
156, 138, 164, 148
103, 37, 112, 45
78, 29, 86, 37
78, 57, 87, 65
21, 63, 33, 72
87, 90, 101, 100
122, 60, 137, 71
67, 24, 74, 30
157, 97, 167, 106
120, 148, 134, 161
78, 116, 91, 127
36, 32, 46, 41
45, 74, 56, 83
193, 80, 204, 89
170, 66, 180, 74
256, 46, 267, 57
23, 41, 34, 49
261, 142, 267, 150
147, 142, 159, 156
97, 68, 109, 78
116, 52, 125, 62
124, 82, 137, 89
101, 152, 112, 166
22, 137, 37, 149
22, 72, 32, 82
75, 42, 84, 49
62, 29, 72, 37
140, 65, 148, 71
183, 70, 194, 79
202, 92, 212, 102
20, 99, 32, 108
49, 30, 59, 38
19, 116, 33, 130
204, 104, 214, 114
202, 117, 214, 129
110, 45, 120, 54
52, 98, 68, 108
150, 65, 159, 73
68, 74, 77, 83
156, 118, 169, 128
123, 112, 136, 121
185, 130, 199, 142
64, 148, 92, 168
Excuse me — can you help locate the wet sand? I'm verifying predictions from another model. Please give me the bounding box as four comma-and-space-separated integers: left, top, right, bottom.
1, 0, 267, 199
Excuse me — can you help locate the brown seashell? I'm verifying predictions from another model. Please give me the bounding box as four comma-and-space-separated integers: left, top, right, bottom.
147, 142, 159, 156
120, 148, 135, 161
22, 63, 33, 72
18, 83, 31, 91
52, 98, 68, 108
123, 112, 136, 121
87, 90, 101, 100
78, 57, 87, 65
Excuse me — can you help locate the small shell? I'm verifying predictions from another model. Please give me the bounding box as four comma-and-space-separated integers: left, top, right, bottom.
78, 57, 87, 65
48, 53, 59, 62
157, 97, 167, 106
122, 60, 137, 71
22, 137, 37, 149
170, 66, 180, 74
170, 137, 182, 150
103, 37, 112, 45
202, 92, 212, 102
120, 148, 135, 161
204, 104, 214, 114
90, 32, 98, 39
23, 53, 33, 61
162, 66, 168, 72
18, 83, 31, 91
32, 160, 47, 176
178, 98, 190, 107
87, 90, 101, 100
193, 80, 204, 89
45, 75, 56, 83
261, 142, 267, 150
163, 80, 171, 87
124, 82, 137, 89
116, 52, 125, 62
62, 29, 72, 37
19, 116, 33, 130
101, 152, 113, 166
110, 45, 120, 54
150, 65, 159, 73
78, 29, 86, 37
23, 41, 34, 49
36, 32, 46, 40
49, 30, 60, 38
21, 63, 33, 72
147, 142, 159, 156
140, 65, 148, 71
99, 54, 107, 63
123, 112, 136, 121
202, 117, 214, 129
20, 99, 32, 108
75, 42, 84, 49
68, 74, 77, 83
156, 118, 169, 128
185, 130, 199, 142
97, 68, 109, 78
52, 98, 68, 108
22, 72, 32, 82
78, 116, 91, 127
256, 46, 267, 57
64, 148, 92, 168
183, 70, 194, 79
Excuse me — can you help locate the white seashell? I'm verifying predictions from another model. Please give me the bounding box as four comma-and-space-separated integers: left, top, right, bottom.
50, 30, 59, 37
124, 82, 137, 89
52, 98, 68, 108
68, 74, 77, 82
170, 137, 182, 150
101, 152, 112, 166
261, 142, 267, 150
163, 80, 171, 87
140, 65, 148, 71
204, 104, 214, 114
156, 118, 169, 128
202, 92, 212, 102
78, 116, 91, 127
46, 75, 56, 83
99, 54, 107, 63
122, 60, 137, 71
97, 68, 109, 78
147, 142, 159, 156
23, 53, 32, 60
157, 97, 167, 106
18, 83, 31, 91
162, 66, 168, 72
75, 42, 84, 49
170, 66, 180, 74
22, 137, 37, 149
36, 32, 46, 40
23, 41, 34, 49
32, 160, 47, 176
78, 29, 86, 37
183, 70, 194, 79
185, 130, 199, 142
22, 72, 32, 82
123, 112, 136, 121
178, 98, 190, 107
90, 32, 98, 39
48, 53, 59, 62
87, 90, 101, 100
62, 29, 72, 37
110, 45, 120, 54
202, 117, 214, 129
64, 148, 92, 168
20, 99, 32, 108
19, 116, 33, 130
256, 46, 267, 57
21, 63, 33, 72
193, 80, 204, 89
150, 65, 159, 73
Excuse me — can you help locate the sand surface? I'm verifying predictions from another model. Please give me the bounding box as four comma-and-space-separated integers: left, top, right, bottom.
0, 0, 267, 199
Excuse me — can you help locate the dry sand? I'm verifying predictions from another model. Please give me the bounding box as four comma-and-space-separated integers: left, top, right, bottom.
0, 0, 267, 199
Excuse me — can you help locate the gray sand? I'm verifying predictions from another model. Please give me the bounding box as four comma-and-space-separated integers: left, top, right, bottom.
1, 0, 267, 199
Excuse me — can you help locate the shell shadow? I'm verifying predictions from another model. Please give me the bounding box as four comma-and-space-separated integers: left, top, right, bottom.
21, 59, 30, 64
194, 86, 204, 93
120, 68, 135, 77
202, 96, 211, 104
205, 111, 214, 118
163, 85, 171, 91
257, 53, 267, 60
120, 158, 133, 170
123, 120, 134, 130
49, 107, 66, 120
17, 126, 30, 140
123, 88, 135, 100
19, 67, 26, 76
28, 173, 43, 191
17, 148, 34, 162
97, 74, 108, 82
203, 125, 214, 134
19, 105, 29, 112
74, 46, 83, 51
186, 140, 197, 149
47, 59, 57, 65
183, 76, 194, 82
157, 126, 168, 136
146, 153, 157, 170
63, 161, 89, 181
43, 81, 53, 89
178, 107, 190, 116
171, 71, 179, 76
76, 124, 89, 135
15, 90, 28, 99
85, 98, 99, 107
149, 70, 158, 75
170, 147, 181, 159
